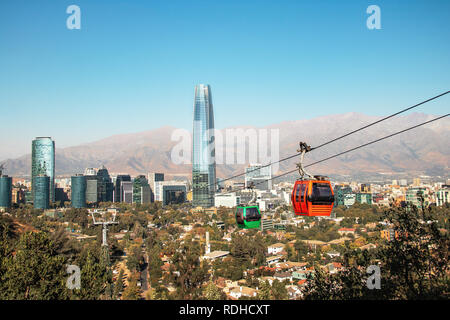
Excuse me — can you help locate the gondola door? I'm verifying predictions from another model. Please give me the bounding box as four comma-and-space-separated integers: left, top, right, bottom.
300, 182, 308, 214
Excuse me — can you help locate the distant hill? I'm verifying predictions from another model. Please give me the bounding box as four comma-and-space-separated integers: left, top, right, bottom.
2, 113, 449, 180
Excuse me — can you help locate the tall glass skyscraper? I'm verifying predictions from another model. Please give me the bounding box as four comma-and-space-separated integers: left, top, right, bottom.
192, 84, 216, 207
32, 137, 55, 203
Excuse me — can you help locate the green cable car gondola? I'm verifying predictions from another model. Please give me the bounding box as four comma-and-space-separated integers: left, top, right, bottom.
235, 205, 262, 229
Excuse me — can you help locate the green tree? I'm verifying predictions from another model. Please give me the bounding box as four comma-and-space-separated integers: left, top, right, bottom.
0, 232, 69, 300
204, 281, 224, 300
271, 279, 288, 300
171, 239, 210, 299
113, 269, 124, 299
257, 280, 271, 300
122, 278, 140, 300
71, 244, 111, 300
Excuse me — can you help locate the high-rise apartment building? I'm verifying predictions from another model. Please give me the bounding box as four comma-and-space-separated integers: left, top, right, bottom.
192, 84, 216, 207
31, 137, 55, 202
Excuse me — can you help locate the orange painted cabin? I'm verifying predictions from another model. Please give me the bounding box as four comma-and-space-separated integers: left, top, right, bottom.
291, 180, 335, 216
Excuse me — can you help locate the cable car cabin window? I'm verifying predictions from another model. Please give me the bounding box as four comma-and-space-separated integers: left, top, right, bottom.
295, 184, 301, 202
236, 208, 244, 224
300, 184, 306, 202
295, 183, 306, 203
245, 207, 260, 222
310, 183, 334, 204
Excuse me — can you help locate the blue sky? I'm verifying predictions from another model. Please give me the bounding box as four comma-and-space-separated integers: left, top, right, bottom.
0, 0, 449, 159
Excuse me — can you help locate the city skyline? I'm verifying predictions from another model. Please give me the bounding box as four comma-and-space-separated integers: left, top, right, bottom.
1, 0, 450, 159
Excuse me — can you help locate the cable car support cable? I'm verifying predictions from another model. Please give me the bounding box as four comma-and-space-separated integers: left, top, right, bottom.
221, 113, 449, 195
212, 91, 449, 191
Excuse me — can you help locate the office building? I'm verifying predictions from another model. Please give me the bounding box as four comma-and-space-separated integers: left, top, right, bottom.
192, 84, 216, 207
133, 175, 151, 204
55, 187, 69, 203
34, 175, 50, 209
162, 184, 186, 206
436, 186, 449, 206
11, 187, 25, 204
245, 164, 272, 191
154, 181, 188, 203
406, 187, 428, 207
356, 193, 373, 205
114, 174, 131, 202
0, 174, 12, 209
214, 193, 240, 208
121, 181, 133, 204
334, 185, 353, 207
71, 174, 87, 208
31, 137, 55, 202
85, 175, 98, 204
97, 165, 114, 202
148, 172, 164, 201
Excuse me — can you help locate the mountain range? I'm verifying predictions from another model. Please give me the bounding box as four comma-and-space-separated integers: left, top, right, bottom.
2, 112, 449, 181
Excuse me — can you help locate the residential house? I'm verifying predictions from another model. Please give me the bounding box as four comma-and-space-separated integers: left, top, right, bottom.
268, 243, 285, 255
229, 286, 257, 299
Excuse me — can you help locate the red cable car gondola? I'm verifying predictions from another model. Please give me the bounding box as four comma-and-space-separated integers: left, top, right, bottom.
291, 142, 335, 216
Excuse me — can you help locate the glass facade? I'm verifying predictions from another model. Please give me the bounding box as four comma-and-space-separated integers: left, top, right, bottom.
0, 176, 12, 209
121, 181, 133, 204
133, 175, 151, 204
334, 185, 353, 207
71, 175, 87, 208
192, 84, 216, 207
85, 177, 98, 203
97, 166, 114, 202
34, 175, 50, 209
406, 187, 428, 207
32, 137, 55, 203
115, 175, 131, 202
162, 185, 187, 206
